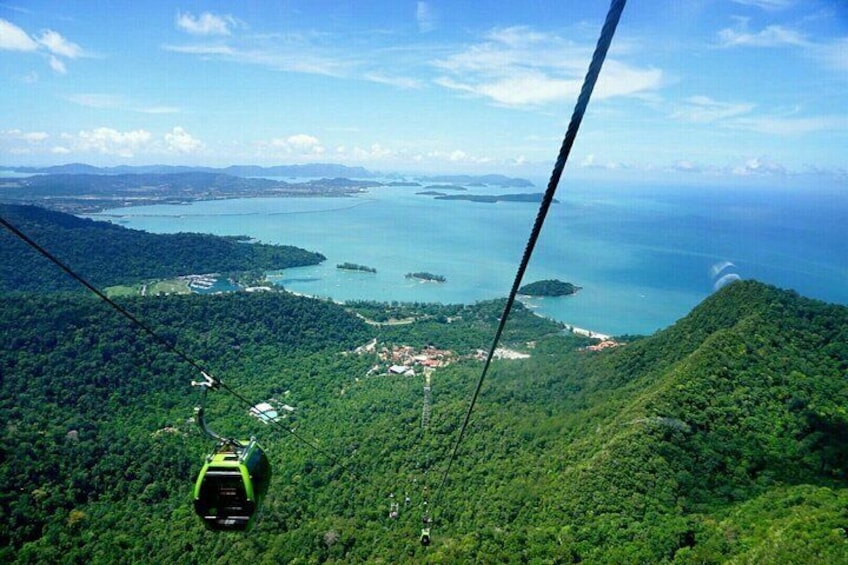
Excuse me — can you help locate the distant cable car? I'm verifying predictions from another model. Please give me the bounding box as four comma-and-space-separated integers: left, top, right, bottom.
192, 438, 271, 531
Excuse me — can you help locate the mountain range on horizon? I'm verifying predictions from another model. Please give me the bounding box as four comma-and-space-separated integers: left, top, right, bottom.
2, 163, 535, 188
4, 162, 376, 178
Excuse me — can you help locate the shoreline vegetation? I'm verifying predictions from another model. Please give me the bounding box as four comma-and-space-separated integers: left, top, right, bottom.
0, 204, 324, 293
2, 202, 618, 338
405, 271, 446, 283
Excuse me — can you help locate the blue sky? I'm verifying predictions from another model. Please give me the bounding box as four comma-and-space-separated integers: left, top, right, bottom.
1, 1, 846, 186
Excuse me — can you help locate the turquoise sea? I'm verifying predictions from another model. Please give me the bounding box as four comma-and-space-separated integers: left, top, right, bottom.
90, 181, 848, 336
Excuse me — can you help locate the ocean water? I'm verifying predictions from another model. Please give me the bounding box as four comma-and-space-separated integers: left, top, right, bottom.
90, 182, 848, 336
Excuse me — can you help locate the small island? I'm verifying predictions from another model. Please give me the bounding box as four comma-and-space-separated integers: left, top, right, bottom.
337, 262, 377, 273
406, 272, 446, 283
518, 279, 581, 297
423, 184, 467, 192
434, 192, 557, 204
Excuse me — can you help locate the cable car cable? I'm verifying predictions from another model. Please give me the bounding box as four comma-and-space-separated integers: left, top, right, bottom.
0, 213, 358, 479
429, 0, 627, 525
3, 0, 625, 538
0, 214, 208, 375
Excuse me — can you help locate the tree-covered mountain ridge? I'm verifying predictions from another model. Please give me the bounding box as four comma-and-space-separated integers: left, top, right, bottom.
1, 270, 846, 558
530, 280, 848, 563
0, 204, 325, 292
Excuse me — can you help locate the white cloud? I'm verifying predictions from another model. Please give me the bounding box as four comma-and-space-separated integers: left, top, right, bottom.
164, 44, 235, 56
267, 134, 325, 156
334, 141, 526, 170
669, 95, 846, 136
0, 19, 84, 74
67, 94, 182, 115
48, 55, 66, 74
594, 61, 663, 99
163, 16, 422, 90
735, 114, 848, 135
76, 127, 153, 157
719, 21, 848, 78
718, 21, 808, 48
165, 127, 204, 154
731, 0, 794, 10
432, 25, 661, 107
137, 105, 181, 115
23, 131, 49, 142
578, 152, 626, 171
484, 26, 550, 49
68, 93, 124, 108
363, 72, 422, 89
416, 2, 437, 33
670, 95, 755, 123
163, 40, 352, 78
355, 143, 392, 160
176, 11, 237, 36
434, 26, 576, 75
672, 160, 702, 173
0, 18, 39, 51
732, 156, 787, 176
36, 29, 83, 58
420, 148, 493, 166
1, 129, 49, 143
287, 134, 322, 152
449, 150, 467, 162
4, 127, 210, 159
437, 71, 580, 106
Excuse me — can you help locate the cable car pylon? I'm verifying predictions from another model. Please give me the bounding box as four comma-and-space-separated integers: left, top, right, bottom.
421, 370, 432, 429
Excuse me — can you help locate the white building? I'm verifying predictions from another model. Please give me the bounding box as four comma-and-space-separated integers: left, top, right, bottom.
250, 402, 280, 424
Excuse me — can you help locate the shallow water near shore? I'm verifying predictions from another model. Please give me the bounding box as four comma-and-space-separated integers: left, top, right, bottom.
90, 181, 848, 336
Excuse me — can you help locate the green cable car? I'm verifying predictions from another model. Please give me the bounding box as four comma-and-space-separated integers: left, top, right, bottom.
193, 438, 271, 531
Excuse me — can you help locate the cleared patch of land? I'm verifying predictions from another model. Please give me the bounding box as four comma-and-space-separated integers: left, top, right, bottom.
106, 278, 191, 297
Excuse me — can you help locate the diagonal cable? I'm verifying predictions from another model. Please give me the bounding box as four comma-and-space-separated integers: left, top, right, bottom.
430, 0, 628, 518
0, 212, 357, 478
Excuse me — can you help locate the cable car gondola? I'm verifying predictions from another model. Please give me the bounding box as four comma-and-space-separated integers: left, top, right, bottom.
193, 438, 271, 531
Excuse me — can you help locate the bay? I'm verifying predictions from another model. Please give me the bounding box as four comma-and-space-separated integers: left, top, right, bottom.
90, 182, 848, 336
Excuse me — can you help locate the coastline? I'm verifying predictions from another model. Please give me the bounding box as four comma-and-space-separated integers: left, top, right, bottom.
282, 285, 616, 340
564, 324, 612, 341
76, 181, 848, 338
518, 296, 614, 340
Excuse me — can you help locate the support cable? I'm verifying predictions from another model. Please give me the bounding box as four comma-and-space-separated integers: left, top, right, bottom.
0, 213, 357, 479
0, 214, 208, 375
429, 0, 627, 521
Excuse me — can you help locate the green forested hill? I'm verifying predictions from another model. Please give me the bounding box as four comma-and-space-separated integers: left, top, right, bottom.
0, 204, 325, 292
1, 281, 846, 563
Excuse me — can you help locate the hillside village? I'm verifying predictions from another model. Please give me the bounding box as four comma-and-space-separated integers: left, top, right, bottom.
349, 338, 546, 379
